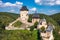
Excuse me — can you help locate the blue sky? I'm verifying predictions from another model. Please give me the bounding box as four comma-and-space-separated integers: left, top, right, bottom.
0, 0, 60, 15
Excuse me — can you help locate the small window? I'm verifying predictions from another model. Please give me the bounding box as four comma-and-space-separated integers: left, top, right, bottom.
26, 14, 28, 16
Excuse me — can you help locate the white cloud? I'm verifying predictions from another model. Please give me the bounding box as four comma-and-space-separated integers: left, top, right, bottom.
48, 10, 56, 12
47, 10, 58, 14
30, 7, 37, 11
9, 10, 15, 12
35, 0, 42, 5
29, 7, 37, 14
56, 0, 60, 5
0, 1, 3, 7
4, 2, 16, 7
0, 1, 23, 8
16, 1, 23, 5
34, 0, 60, 6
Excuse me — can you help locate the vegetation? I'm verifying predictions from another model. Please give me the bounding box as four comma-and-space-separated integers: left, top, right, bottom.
30, 25, 35, 32
0, 12, 19, 26
53, 29, 60, 40
34, 22, 38, 28
0, 22, 5, 30
30, 22, 38, 31
28, 14, 32, 22
12, 21, 22, 27
50, 13, 60, 25
40, 26, 45, 32
0, 30, 37, 40
0, 12, 60, 40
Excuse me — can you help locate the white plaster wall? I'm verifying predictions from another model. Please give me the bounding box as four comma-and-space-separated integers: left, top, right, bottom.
20, 11, 29, 22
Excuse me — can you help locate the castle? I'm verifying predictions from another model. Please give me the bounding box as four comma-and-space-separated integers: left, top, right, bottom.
20, 6, 40, 23
5, 6, 54, 40
5, 6, 40, 30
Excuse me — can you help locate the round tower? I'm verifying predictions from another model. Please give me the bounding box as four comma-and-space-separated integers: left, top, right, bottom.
20, 6, 29, 23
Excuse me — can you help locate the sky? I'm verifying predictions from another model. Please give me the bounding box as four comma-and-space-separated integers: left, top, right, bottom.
0, 0, 60, 15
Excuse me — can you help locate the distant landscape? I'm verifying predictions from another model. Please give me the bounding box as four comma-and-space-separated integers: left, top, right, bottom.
0, 12, 60, 40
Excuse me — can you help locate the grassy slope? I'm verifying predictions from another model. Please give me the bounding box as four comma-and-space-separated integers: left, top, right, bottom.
0, 12, 19, 26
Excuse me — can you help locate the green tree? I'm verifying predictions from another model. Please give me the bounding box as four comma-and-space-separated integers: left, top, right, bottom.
34, 21, 38, 28
0, 22, 5, 30
30, 26, 34, 31
12, 21, 22, 27
28, 14, 32, 22
40, 26, 45, 32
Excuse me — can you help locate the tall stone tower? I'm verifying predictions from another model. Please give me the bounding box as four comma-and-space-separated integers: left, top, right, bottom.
20, 6, 29, 23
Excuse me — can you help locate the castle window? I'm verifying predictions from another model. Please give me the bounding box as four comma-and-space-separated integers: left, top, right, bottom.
26, 14, 28, 16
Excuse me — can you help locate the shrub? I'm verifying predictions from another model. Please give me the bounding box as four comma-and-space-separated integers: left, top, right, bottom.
12, 21, 22, 27
0, 22, 5, 30
40, 26, 45, 32
34, 21, 38, 28
0, 30, 37, 40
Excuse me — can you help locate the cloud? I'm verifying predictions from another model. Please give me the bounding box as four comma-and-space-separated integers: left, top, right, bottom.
34, 0, 60, 6
0, 0, 23, 13
48, 10, 56, 12
56, 0, 60, 5
9, 10, 15, 12
47, 10, 58, 14
30, 7, 37, 11
0, 1, 23, 8
4, 2, 16, 7
35, 0, 42, 5
29, 7, 37, 14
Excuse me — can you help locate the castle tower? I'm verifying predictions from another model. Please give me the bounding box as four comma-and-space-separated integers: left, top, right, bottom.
20, 6, 29, 23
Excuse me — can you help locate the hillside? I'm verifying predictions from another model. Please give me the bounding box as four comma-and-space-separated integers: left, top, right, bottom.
50, 13, 60, 25
0, 12, 60, 40
0, 12, 19, 26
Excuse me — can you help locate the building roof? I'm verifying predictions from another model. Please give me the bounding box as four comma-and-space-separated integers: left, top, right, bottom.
42, 18, 46, 22
38, 18, 46, 25
32, 13, 40, 18
46, 25, 53, 32
20, 6, 29, 11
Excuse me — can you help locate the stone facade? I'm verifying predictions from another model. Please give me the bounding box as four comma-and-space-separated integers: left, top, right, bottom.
37, 18, 47, 29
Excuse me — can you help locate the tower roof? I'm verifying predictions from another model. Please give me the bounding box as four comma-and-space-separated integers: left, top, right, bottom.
20, 6, 29, 11
46, 24, 53, 32
32, 13, 40, 18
